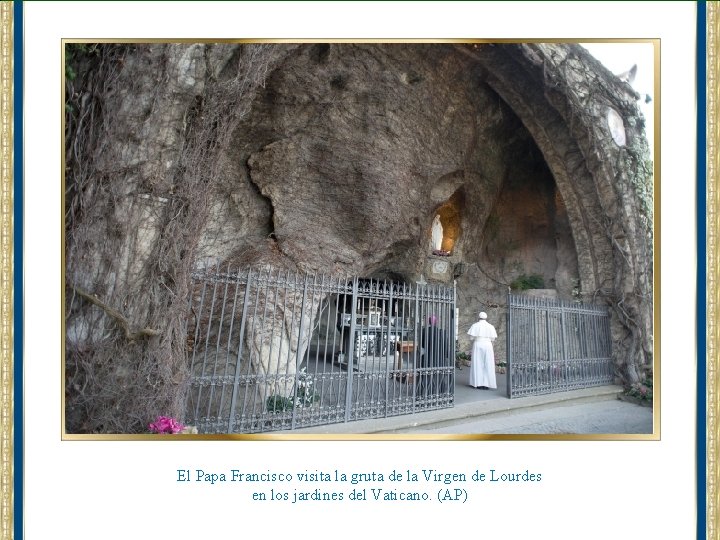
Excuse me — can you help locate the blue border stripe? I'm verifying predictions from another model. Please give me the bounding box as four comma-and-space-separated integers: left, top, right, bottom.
13, 2, 23, 540
697, 2, 707, 540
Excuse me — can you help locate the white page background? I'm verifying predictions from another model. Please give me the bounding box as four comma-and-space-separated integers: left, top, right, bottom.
23, 2, 697, 538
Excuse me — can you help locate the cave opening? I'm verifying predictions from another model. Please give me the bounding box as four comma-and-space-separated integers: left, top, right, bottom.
431, 188, 465, 255
470, 121, 580, 301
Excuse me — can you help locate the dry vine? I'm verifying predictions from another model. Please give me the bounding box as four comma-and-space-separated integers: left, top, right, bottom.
65, 43, 277, 433
539, 45, 654, 384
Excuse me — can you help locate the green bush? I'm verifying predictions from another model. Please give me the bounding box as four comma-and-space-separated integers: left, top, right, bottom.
65, 43, 100, 81
510, 274, 545, 290
266, 395, 294, 413
625, 378, 653, 402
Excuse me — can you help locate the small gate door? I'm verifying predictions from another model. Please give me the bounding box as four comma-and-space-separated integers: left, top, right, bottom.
506, 293, 613, 398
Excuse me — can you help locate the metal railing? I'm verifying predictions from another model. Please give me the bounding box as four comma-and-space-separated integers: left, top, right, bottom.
185, 265, 456, 433
506, 293, 613, 398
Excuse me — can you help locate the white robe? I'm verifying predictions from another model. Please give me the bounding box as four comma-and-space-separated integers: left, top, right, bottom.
467, 320, 497, 389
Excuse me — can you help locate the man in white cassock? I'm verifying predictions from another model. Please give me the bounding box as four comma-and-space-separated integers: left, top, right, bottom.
467, 311, 497, 389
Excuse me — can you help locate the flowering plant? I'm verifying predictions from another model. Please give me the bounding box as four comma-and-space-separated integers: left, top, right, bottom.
294, 367, 320, 408
626, 378, 653, 402
149, 415, 185, 434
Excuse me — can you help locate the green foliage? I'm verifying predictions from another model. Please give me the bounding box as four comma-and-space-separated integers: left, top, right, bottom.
510, 273, 545, 290
66, 63, 76, 82
65, 43, 100, 81
266, 395, 294, 413
625, 378, 653, 402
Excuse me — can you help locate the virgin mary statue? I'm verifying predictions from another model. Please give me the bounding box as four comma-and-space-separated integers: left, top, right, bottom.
431, 215, 443, 251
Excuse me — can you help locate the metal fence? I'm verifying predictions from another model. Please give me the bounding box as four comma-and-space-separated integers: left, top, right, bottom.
185, 265, 456, 433
506, 293, 613, 398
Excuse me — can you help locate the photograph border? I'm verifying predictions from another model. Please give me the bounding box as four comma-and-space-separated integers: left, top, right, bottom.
60, 37, 660, 442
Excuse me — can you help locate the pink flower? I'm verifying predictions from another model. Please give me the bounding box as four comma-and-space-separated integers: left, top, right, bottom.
149, 416, 185, 434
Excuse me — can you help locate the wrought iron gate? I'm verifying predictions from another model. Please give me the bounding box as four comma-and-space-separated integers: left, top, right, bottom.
506, 293, 613, 398
185, 265, 456, 433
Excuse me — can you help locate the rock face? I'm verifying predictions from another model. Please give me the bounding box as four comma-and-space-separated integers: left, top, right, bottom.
65, 42, 653, 432
202, 44, 514, 275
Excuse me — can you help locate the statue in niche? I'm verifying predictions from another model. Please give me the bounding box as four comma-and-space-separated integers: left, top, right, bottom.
431, 215, 444, 252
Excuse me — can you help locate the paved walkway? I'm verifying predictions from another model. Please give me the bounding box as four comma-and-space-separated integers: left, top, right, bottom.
394, 398, 653, 434
453, 366, 508, 405
292, 367, 650, 435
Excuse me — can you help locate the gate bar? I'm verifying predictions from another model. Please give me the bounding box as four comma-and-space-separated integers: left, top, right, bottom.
344, 277, 359, 422
228, 268, 252, 432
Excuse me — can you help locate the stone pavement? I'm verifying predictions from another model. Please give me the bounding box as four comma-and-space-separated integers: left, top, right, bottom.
292, 367, 653, 435
393, 398, 653, 435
